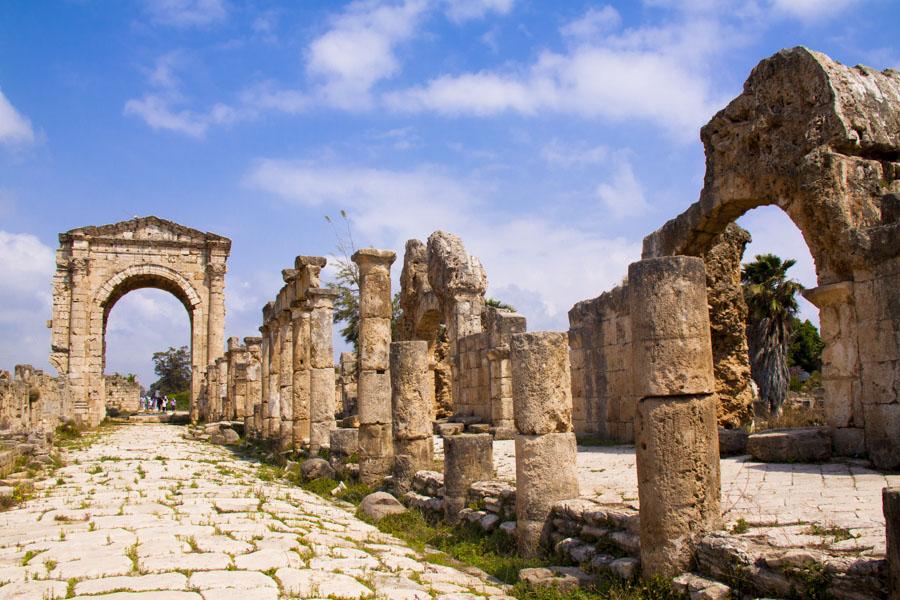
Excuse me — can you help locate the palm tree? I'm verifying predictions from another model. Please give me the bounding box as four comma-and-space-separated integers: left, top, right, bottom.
742, 253, 804, 415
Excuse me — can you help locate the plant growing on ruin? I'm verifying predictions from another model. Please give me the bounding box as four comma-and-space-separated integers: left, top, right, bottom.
742, 253, 803, 415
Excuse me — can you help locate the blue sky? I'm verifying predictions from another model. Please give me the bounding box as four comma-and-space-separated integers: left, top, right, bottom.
0, 0, 897, 386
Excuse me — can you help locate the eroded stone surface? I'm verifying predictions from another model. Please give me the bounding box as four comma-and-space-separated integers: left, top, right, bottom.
0, 423, 507, 600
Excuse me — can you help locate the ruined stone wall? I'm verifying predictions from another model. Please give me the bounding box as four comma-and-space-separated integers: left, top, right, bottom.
0, 366, 72, 433
567, 285, 635, 441
103, 375, 139, 413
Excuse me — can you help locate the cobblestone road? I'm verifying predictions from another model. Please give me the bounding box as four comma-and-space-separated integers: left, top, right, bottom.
0, 424, 509, 600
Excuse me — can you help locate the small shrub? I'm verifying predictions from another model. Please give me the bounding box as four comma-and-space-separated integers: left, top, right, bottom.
731, 518, 750, 534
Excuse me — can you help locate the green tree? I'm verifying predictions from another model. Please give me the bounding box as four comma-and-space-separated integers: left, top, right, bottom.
742, 253, 804, 415
149, 345, 191, 397
789, 317, 824, 374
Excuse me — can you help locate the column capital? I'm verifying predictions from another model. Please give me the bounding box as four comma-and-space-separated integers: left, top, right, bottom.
307, 287, 340, 309
352, 248, 396, 271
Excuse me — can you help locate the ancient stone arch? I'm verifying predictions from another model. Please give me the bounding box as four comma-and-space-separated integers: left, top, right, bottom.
50, 216, 230, 427
641, 47, 900, 467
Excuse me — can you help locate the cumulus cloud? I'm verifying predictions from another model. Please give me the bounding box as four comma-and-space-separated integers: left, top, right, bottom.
0, 89, 35, 146
144, 0, 228, 28
306, 0, 429, 109
541, 140, 610, 167
0, 231, 55, 372
244, 159, 640, 330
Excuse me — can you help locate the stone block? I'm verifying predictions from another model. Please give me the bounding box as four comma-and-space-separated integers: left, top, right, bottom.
393, 438, 434, 492
360, 491, 406, 522
510, 331, 574, 435
515, 432, 579, 523
627, 257, 715, 397
358, 318, 391, 371
865, 403, 900, 470
832, 427, 866, 457
358, 423, 392, 458
390, 341, 432, 441
357, 371, 391, 425
747, 427, 832, 463
330, 428, 358, 457
718, 429, 748, 456
359, 270, 393, 319
444, 434, 493, 497
434, 422, 464, 436
310, 368, 335, 422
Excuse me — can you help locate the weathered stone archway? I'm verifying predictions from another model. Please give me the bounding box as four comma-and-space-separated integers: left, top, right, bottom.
50, 217, 230, 427
642, 47, 900, 467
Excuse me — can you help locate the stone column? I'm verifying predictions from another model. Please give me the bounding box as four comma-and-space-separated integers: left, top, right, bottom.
226, 337, 241, 420
216, 357, 228, 422
291, 302, 311, 449
339, 352, 357, 418
391, 341, 434, 493
884, 487, 900, 599
244, 337, 262, 436
309, 288, 340, 454
279, 310, 294, 450
206, 262, 227, 367
628, 256, 721, 579
352, 248, 396, 485
487, 345, 515, 439
511, 331, 579, 556
444, 434, 492, 523
205, 363, 217, 421
259, 321, 270, 440
267, 317, 281, 440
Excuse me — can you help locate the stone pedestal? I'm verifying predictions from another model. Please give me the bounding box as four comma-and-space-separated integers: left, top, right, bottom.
628, 256, 721, 579
353, 249, 397, 485
510, 331, 579, 556
391, 341, 434, 493
443, 433, 492, 523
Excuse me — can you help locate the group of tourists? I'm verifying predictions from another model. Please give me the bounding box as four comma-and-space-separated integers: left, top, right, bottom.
140, 393, 176, 413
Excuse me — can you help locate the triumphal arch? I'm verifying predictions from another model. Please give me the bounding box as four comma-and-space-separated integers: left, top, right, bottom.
49, 216, 230, 426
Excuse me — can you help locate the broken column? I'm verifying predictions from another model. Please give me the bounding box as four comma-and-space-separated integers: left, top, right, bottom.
390, 340, 434, 493
628, 256, 721, 579
278, 307, 294, 450
309, 288, 339, 454
352, 248, 396, 485
291, 301, 311, 449
216, 357, 228, 422
511, 331, 579, 556
266, 312, 281, 441
443, 433, 492, 523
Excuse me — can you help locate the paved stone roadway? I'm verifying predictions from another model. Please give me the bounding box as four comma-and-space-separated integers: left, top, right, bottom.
491, 440, 898, 557
0, 424, 510, 600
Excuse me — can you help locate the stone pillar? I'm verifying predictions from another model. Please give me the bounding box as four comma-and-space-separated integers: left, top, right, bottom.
291, 302, 311, 449
510, 331, 579, 556
279, 310, 294, 450
391, 341, 434, 493
225, 337, 241, 420
216, 357, 228, 421
267, 317, 281, 440
205, 363, 217, 421
309, 288, 340, 454
487, 345, 515, 439
206, 262, 227, 367
339, 352, 357, 418
884, 488, 900, 599
352, 248, 397, 485
244, 337, 262, 436
628, 256, 721, 579
259, 320, 270, 440
443, 434, 492, 523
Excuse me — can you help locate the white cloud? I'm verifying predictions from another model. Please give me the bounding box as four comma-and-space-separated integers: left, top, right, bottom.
244, 160, 641, 330
595, 159, 649, 218
144, 0, 228, 28
768, 0, 858, 22
0, 231, 55, 373
306, 0, 429, 109
124, 95, 237, 138
0, 89, 35, 146
385, 45, 719, 137
560, 5, 621, 39
443, 0, 514, 23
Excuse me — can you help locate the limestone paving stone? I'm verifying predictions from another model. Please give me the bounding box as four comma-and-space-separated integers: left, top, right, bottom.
0, 422, 505, 600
